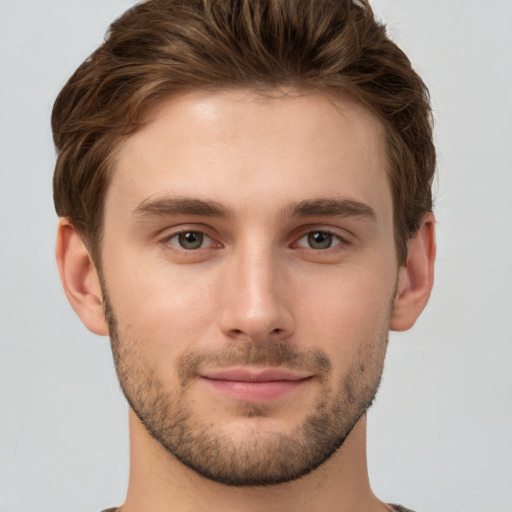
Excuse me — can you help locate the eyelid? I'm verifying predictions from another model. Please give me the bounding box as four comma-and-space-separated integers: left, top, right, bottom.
295, 231, 345, 250
290, 225, 352, 247
159, 225, 223, 250
156, 223, 353, 253
169, 231, 213, 249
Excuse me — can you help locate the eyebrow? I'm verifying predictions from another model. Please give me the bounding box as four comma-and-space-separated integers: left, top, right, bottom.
133, 196, 376, 222
133, 196, 233, 219
288, 198, 377, 221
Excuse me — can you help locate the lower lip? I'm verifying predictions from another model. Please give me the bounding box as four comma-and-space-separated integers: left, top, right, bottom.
201, 378, 311, 402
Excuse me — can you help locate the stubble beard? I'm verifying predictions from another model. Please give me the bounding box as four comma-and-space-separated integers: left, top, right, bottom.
103, 292, 389, 487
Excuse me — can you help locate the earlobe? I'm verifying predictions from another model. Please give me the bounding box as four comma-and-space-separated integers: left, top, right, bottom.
390, 213, 436, 332
55, 219, 109, 336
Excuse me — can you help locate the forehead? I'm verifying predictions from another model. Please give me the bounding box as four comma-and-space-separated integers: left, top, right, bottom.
108, 89, 390, 220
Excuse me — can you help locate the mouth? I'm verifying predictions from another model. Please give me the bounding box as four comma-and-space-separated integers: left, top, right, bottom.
198, 367, 313, 402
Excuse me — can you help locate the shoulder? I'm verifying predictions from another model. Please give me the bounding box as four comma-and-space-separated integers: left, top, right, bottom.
389, 505, 417, 512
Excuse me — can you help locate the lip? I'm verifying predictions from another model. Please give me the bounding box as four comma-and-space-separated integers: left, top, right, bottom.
198, 367, 313, 402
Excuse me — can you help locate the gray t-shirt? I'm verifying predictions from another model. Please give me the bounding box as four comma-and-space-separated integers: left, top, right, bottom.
102, 505, 416, 511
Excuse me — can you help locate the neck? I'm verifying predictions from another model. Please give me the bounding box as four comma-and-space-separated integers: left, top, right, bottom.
119, 410, 387, 512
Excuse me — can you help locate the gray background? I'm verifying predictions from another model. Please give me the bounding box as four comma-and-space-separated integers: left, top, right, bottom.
1, 1, 511, 511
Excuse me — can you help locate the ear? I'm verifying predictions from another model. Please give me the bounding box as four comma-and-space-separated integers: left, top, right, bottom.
390, 213, 436, 332
55, 218, 109, 336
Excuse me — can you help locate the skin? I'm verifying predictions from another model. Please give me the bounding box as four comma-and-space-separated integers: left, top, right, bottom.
56, 90, 435, 512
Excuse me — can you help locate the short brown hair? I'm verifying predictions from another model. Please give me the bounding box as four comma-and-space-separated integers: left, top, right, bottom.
52, 0, 435, 265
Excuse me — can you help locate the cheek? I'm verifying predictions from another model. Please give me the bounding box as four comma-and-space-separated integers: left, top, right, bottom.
296, 265, 395, 354
104, 257, 219, 354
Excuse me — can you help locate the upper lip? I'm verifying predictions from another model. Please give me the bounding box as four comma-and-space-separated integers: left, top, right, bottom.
199, 367, 312, 382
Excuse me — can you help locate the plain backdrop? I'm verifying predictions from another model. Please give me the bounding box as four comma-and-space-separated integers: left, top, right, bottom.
0, 1, 511, 511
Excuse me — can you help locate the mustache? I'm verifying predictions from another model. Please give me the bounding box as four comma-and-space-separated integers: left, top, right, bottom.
178, 342, 332, 385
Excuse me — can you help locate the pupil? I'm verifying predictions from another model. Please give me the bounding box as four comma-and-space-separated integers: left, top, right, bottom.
308, 231, 332, 249
179, 231, 203, 249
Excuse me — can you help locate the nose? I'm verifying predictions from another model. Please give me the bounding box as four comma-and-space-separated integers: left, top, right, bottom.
218, 245, 295, 343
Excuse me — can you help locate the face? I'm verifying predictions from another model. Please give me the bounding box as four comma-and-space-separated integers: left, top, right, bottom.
100, 90, 398, 486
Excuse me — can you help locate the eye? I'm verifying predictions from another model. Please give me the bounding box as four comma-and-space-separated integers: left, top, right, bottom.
168, 231, 213, 250
296, 231, 342, 250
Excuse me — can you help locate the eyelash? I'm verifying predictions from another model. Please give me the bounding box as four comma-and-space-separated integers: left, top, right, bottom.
293, 230, 347, 251
161, 227, 349, 253
163, 230, 220, 251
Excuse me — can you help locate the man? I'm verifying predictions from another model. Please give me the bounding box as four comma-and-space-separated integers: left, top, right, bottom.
53, 0, 436, 510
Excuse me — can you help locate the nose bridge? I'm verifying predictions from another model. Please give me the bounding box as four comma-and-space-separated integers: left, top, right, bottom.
219, 238, 294, 341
